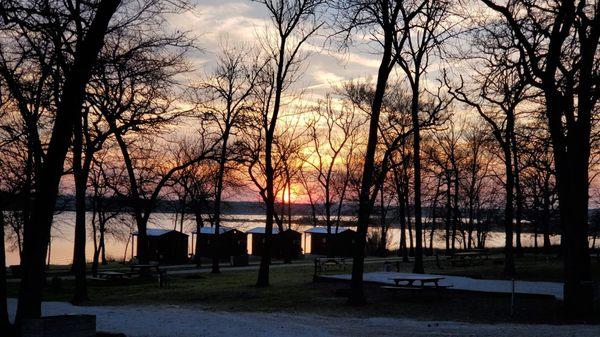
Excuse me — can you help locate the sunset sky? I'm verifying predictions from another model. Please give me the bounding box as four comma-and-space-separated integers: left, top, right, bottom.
158, 0, 388, 202
178, 0, 383, 98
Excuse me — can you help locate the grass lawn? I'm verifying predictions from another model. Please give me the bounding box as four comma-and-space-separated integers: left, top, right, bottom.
7, 254, 600, 324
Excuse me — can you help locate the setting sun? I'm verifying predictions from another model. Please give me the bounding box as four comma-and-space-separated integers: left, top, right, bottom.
281, 185, 300, 204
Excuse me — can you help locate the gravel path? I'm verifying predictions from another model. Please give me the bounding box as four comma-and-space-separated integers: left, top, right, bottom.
8, 299, 598, 337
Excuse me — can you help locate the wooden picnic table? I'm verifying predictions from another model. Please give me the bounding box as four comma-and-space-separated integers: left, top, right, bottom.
313, 257, 347, 279
451, 251, 488, 266
388, 275, 445, 288
130, 264, 161, 275
93, 271, 132, 281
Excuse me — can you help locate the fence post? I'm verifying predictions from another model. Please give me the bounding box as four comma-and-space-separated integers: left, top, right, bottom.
510, 278, 515, 317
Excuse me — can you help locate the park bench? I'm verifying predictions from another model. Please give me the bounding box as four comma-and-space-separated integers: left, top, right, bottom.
130, 263, 161, 277
158, 270, 171, 288
313, 257, 347, 280
450, 251, 488, 267
388, 275, 447, 288
90, 271, 133, 282
382, 275, 452, 292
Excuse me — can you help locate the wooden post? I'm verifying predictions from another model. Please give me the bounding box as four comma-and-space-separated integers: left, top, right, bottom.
46, 237, 51, 270
510, 278, 515, 317
192, 233, 195, 257
131, 234, 134, 261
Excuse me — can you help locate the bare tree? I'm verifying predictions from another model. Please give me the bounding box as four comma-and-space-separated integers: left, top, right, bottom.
173, 155, 218, 266
88, 25, 202, 263
304, 96, 362, 256
461, 124, 493, 250
251, 0, 323, 287
393, 0, 454, 274
333, 0, 408, 301
194, 43, 263, 273
447, 57, 529, 275
429, 122, 464, 253
520, 118, 557, 252
0, 86, 13, 333
479, 0, 600, 316
88, 153, 131, 274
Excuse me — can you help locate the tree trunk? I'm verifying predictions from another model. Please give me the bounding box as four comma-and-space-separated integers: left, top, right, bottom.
429, 176, 441, 254
378, 189, 387, 257
558, 140, 592, 318
348, 26, 393, 305
110, 123, 148, 263
406, 206, 414, 256
542, 176, 552, 251
394, 169, 409, 262
452, 159, 460, 252
503, 144, 516, 276
257, 140, 275, 286
100, 227, 107, 265
410, 85, 424, 274
257, 35, 288, 288
212, 129, 230, 274
326, 185, 334, 258
511, 133, 523, 256
91, 199, 99, 275
445, 172, 451, 254
194, 202, 205, 267
0, 205, 12, 334
72, 120, 88, 304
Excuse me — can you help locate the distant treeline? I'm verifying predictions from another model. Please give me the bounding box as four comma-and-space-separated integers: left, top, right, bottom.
1, 192, 586, 227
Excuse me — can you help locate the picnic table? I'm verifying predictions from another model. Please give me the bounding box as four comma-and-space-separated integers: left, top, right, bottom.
313, 258, 347, 280
388, 275, 446, 288
93, 271, 132, 281
130, 264, 161, 276
451, 251, 488, 266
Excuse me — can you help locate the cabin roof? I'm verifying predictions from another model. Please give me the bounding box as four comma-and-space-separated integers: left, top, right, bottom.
247, 227, 280, 234
304, 227, 354, 234
192, 226, 235, 235
133, 228, 187, 237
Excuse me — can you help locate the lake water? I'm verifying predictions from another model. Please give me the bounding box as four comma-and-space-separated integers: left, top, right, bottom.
3, 211, 564, 266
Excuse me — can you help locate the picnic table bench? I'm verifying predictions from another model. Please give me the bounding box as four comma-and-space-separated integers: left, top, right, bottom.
130, 264, 161, 277
313, 258, 347, 280
382, 275, 452, 294
388, 275, 446, 288
450, 251, 488, 266
92, 271, 132, 281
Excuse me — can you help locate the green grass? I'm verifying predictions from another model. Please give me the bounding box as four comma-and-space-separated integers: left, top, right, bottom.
7, 254, 600, 324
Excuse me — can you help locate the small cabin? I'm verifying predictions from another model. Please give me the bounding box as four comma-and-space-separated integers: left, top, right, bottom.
247, 227, 302, 259
332, 227, 357, 257
304, 227, 356, 256
133, 228, 189, 265
191, 226, 247, 259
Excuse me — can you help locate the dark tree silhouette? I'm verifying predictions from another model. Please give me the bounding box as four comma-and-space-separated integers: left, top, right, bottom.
194, 44, 263, 273
0, 195, 9, 334
88, 17, 197, 263
334, 0, 404, 305
393, 0, 453, 274
480, 0, 600, 317
0, 0, 121, 322
251, 0, 323, 287
304, 96, 362, 256
447, 60, 528, 276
